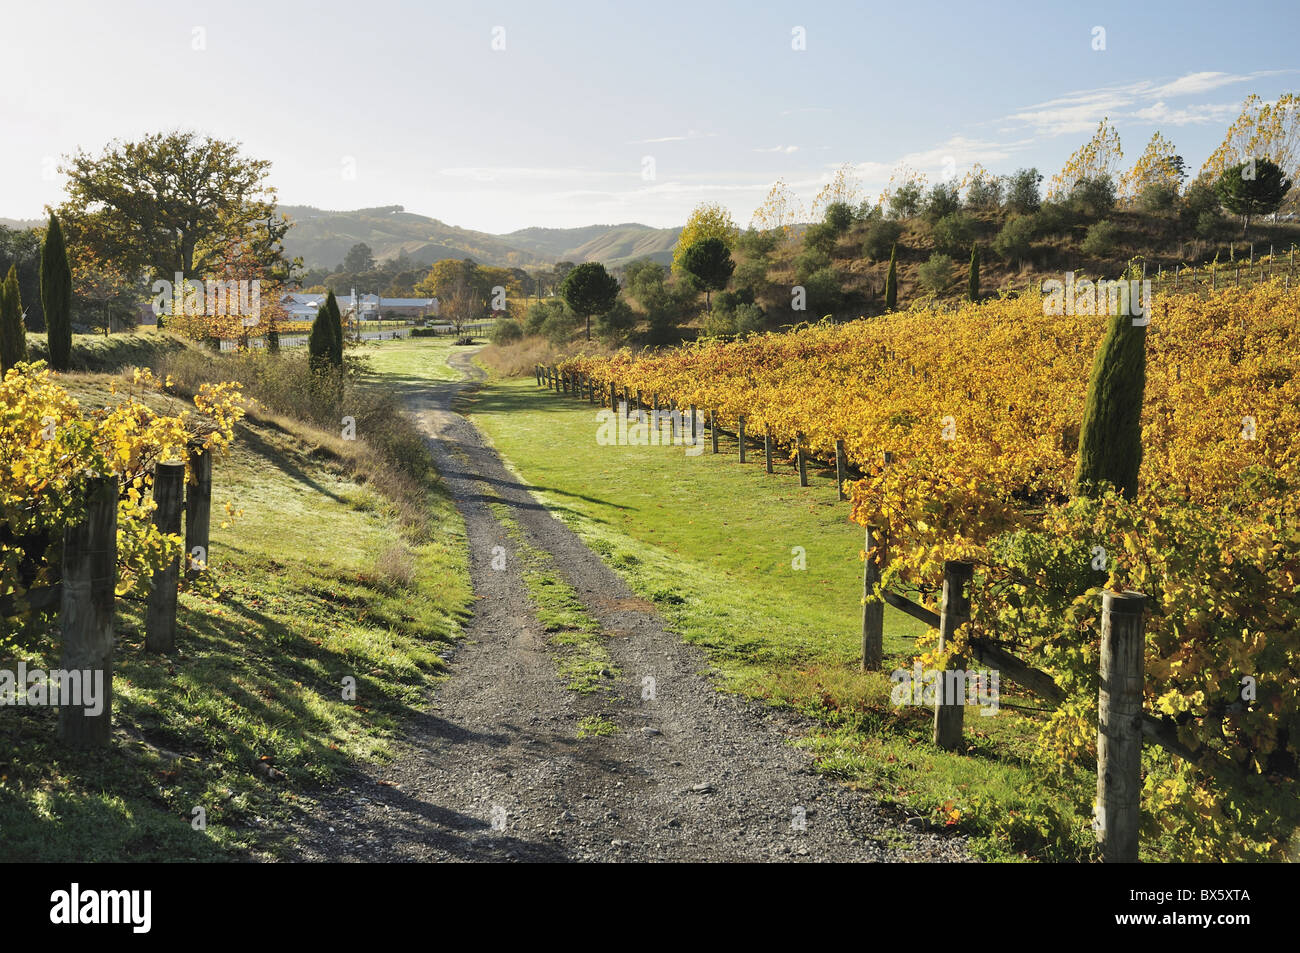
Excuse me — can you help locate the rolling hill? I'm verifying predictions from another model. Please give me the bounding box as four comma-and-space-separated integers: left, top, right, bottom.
279, 205, 680, 270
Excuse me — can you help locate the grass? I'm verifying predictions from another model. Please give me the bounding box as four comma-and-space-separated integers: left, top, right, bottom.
25, 328, 195, 373
0, 371, 471, 861
357, 335, 465, 385
485, 501, 620, 700
464, 375, 1100, 861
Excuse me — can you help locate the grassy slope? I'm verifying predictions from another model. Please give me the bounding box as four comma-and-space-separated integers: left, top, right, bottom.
0, 371, 470, 861
463, 374, 1099, 861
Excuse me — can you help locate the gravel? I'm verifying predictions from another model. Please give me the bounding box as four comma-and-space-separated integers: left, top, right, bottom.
277, 351, 973, 863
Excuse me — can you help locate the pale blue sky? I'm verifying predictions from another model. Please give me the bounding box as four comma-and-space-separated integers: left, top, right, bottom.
3, 0, 1297, 232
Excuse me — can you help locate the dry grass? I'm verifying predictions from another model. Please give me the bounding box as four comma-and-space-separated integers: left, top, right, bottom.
478, 336, 621, 378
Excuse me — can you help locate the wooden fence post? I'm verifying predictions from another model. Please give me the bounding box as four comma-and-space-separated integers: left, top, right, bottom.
1096, 589, 1146, 863
610, 381, 618, 409
738, 415, 747, 462
932, 560, 973, 750
796, 432, 808, 486
689, 404, 697, 442
185, 445, 212, 579
535, 365, 541, 386
710, 411, 719, 454
59, 473, 117, 748
588, 376, 596, 404
764, 426, 774, 474
146, 462, 186, 654
835, 439, 848, 500
861, 525, 885, 670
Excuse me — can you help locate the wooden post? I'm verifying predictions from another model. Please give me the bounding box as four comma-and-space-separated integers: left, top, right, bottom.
610, 381, 618, 409
710, 411, 719, 454
861, 525, 885, 670
738, 415, 747, 462
796, 432, 808, 486
689, 404, 697, 442
185, 445, 212, 579
145, 462, 186, 654
59, 473, 117, 748
535, 365, 541, 386
835, 439, 848, 500
1096, 590, 1146, 863
764, 426, 773, 474
932, 560, 973, 750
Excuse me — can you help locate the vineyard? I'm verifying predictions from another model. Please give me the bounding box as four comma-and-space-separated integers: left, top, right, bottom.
558, 280, 1300, 858
0, 363, 244, 645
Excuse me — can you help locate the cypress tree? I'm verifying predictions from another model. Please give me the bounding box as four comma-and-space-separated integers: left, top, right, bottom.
41, 213, 73, 371
0, 264, 27, 373
324, 290, 344, 365
1074, 306, 1147, 500
884, 244, 898, 310
307, 303, 332, 371
967, 244, 980, 303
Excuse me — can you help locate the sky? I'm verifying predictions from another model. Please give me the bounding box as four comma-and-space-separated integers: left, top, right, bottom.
2, 0, 1298, 234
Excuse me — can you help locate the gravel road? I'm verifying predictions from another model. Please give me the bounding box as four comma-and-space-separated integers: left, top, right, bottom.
279, 350, 971, 863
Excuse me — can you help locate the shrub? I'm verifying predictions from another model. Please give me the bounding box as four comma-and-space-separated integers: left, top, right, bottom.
994, 215, 1036, 265
922, 182, 961, 223
1138, 182, 1179, 213
802, 268, 842, 317
823, 201, 854, 235
931, 212, 975, 255
1032, 201, 1074, 237
1005, 168, 1043, 214
966, 175, 1003, 209
490, 318, 524, 345
595, 298, 637, 342
917, 253, 954, 294
889, 181, 924, 219
1081, 219, 1120, 257
863, 219, 903, 261
794, 247, 832, 283
801, 222, 836, 256
1068, 175, 1117, 218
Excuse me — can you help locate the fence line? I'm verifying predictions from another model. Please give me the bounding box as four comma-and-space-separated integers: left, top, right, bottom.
533, 364, 1252, 861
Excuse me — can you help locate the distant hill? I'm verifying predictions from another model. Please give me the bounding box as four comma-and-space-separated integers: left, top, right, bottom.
279, 205, 549, 270
0, 218, 42, 231
280, 205, 680, 270
502, 223, 680, 267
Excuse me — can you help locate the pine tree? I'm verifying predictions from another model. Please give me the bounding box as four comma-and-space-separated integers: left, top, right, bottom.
1074, 305, 1147, 500
0, 264, 27, 373
967, 244, 980, 302
324, 290, 344, 365
41, 212, 73, 372
884, 244, 898, 310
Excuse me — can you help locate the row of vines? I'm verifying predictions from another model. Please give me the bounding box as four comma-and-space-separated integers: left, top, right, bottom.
560, 281, 1299, 859
1, 362, 245, 653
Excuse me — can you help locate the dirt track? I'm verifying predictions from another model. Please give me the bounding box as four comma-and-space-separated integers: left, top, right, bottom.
279, 350, 970, 862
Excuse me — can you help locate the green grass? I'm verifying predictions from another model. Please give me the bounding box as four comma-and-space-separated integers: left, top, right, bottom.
465, 375, 1099, 861
357, 335, 465, 385
485, 501, 620, 699
0, 374, 471, 861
